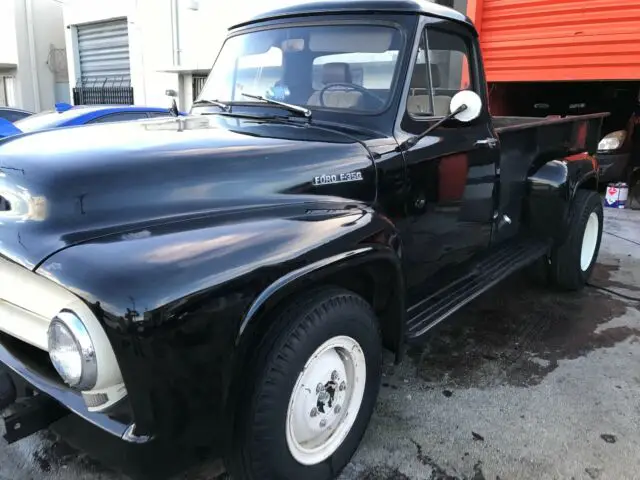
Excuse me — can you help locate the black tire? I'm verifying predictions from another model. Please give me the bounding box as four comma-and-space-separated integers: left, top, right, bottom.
226, 288, 382, 480
549, 189, 603, 290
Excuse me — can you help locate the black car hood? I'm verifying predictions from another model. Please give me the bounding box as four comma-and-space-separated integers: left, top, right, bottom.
0, 115, 375, 269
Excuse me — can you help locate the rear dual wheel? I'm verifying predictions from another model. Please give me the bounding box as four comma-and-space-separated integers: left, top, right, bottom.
529, 189, 603, 290
226, 288, 382, 480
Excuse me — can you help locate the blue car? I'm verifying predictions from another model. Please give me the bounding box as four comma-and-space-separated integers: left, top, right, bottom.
0, 103, 176, 138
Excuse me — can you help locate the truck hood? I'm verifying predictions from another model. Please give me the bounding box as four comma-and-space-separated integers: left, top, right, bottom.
0, 115, 375, 269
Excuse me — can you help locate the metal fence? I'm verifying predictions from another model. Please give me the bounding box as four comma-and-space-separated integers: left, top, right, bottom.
73, 77, 134, 105
192, 75, 207, 100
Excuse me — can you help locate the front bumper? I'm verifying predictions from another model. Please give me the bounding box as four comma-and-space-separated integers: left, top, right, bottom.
0, 337, 143, 442
595, 151, 630, 183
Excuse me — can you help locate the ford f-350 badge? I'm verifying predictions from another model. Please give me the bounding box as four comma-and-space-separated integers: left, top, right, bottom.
313, 171, 363, 186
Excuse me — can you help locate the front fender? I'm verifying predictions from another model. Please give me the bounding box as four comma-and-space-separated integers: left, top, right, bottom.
36, 204, 398, 441
526, 153, 598, 242
236, 240, 404, 361
237, 245, 403, 341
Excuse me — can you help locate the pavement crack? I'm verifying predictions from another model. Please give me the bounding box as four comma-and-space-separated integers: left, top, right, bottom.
409, 438, 458, 480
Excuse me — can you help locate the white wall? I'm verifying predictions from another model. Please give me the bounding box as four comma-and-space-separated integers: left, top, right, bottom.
1, 0, 66, 111
135, 0, 178, 106
31, 0, 67, 109
0, 0, 19, 68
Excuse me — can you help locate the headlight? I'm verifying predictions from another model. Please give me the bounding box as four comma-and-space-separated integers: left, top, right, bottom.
48, 311, 97, 390
598, 130, 626, 151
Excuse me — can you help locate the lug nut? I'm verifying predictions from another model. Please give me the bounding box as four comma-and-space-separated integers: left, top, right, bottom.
334, 405, 341, 414
310, 407, 318, 418
316, 383, 324, 393
339, 381, 346, 391
331, 370, 339, 381
319, 419, 327, 428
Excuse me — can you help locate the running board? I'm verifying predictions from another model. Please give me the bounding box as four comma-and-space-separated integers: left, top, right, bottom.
405, 239, 551, 341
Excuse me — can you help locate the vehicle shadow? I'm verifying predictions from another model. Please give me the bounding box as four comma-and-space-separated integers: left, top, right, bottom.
406, 266, 634, 389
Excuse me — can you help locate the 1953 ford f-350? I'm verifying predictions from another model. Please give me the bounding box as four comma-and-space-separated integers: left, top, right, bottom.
0, 1, 607, 479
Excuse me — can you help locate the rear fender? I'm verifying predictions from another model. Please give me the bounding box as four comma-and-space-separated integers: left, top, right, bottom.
526, 153, 598, 242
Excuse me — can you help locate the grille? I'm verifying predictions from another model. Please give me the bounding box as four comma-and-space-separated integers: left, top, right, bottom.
0, 332, 59, 382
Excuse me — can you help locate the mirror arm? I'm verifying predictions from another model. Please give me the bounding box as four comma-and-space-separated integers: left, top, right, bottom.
399, 104, 467, 152
370, 103, 468, 160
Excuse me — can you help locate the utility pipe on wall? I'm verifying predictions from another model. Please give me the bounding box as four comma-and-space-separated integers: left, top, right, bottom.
170, 0, 181, 66
24, 0, 41, 111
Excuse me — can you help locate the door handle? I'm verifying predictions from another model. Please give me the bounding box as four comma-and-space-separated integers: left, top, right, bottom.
475, 138, 498, 148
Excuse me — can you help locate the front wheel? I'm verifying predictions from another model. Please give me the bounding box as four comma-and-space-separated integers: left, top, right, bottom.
550, 189, 604, 290
227, 288, 382, 480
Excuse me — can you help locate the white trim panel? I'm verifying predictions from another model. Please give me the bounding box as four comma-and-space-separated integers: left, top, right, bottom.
0, 256, 78, 348
0, 301, 49, 350
0, 256, 126, 411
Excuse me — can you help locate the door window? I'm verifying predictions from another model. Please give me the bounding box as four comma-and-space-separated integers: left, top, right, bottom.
406, 26, 474, 118
88, 112, 151, 124
0, 109, 30, 122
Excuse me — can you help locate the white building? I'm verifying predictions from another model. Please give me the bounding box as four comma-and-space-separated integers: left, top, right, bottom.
61, 0, 288, 111
0, 0, 69, 112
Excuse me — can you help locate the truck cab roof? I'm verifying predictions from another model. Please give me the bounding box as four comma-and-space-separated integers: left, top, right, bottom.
230, 0, 473, 30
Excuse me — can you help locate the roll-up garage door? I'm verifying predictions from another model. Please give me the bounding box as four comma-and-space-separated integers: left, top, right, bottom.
474, 0, 640, 82
77, 19, 131, 85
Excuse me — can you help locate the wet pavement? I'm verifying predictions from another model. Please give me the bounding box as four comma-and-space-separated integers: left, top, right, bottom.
1, 208, 639, 480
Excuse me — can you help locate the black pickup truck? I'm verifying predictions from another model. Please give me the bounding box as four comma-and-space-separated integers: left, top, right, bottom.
0, 1, 607, 479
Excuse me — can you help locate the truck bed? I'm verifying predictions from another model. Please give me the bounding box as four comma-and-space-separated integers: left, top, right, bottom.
492, 112, 608, 242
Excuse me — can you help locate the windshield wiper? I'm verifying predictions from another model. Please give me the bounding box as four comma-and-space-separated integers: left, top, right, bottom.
241, 93, 311, 119
192, 99, 230, 111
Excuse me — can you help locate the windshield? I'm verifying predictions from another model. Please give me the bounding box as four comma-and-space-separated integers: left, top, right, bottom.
14, 110, 64, 132
197, 24, 404, 115
13, 109, 88, 132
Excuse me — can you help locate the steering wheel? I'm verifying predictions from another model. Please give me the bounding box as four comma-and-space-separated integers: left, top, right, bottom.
318, 83, 384, 109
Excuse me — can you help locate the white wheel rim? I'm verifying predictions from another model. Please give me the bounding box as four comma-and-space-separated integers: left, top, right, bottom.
581, 212, 599, 271
285, 335, 366, 466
